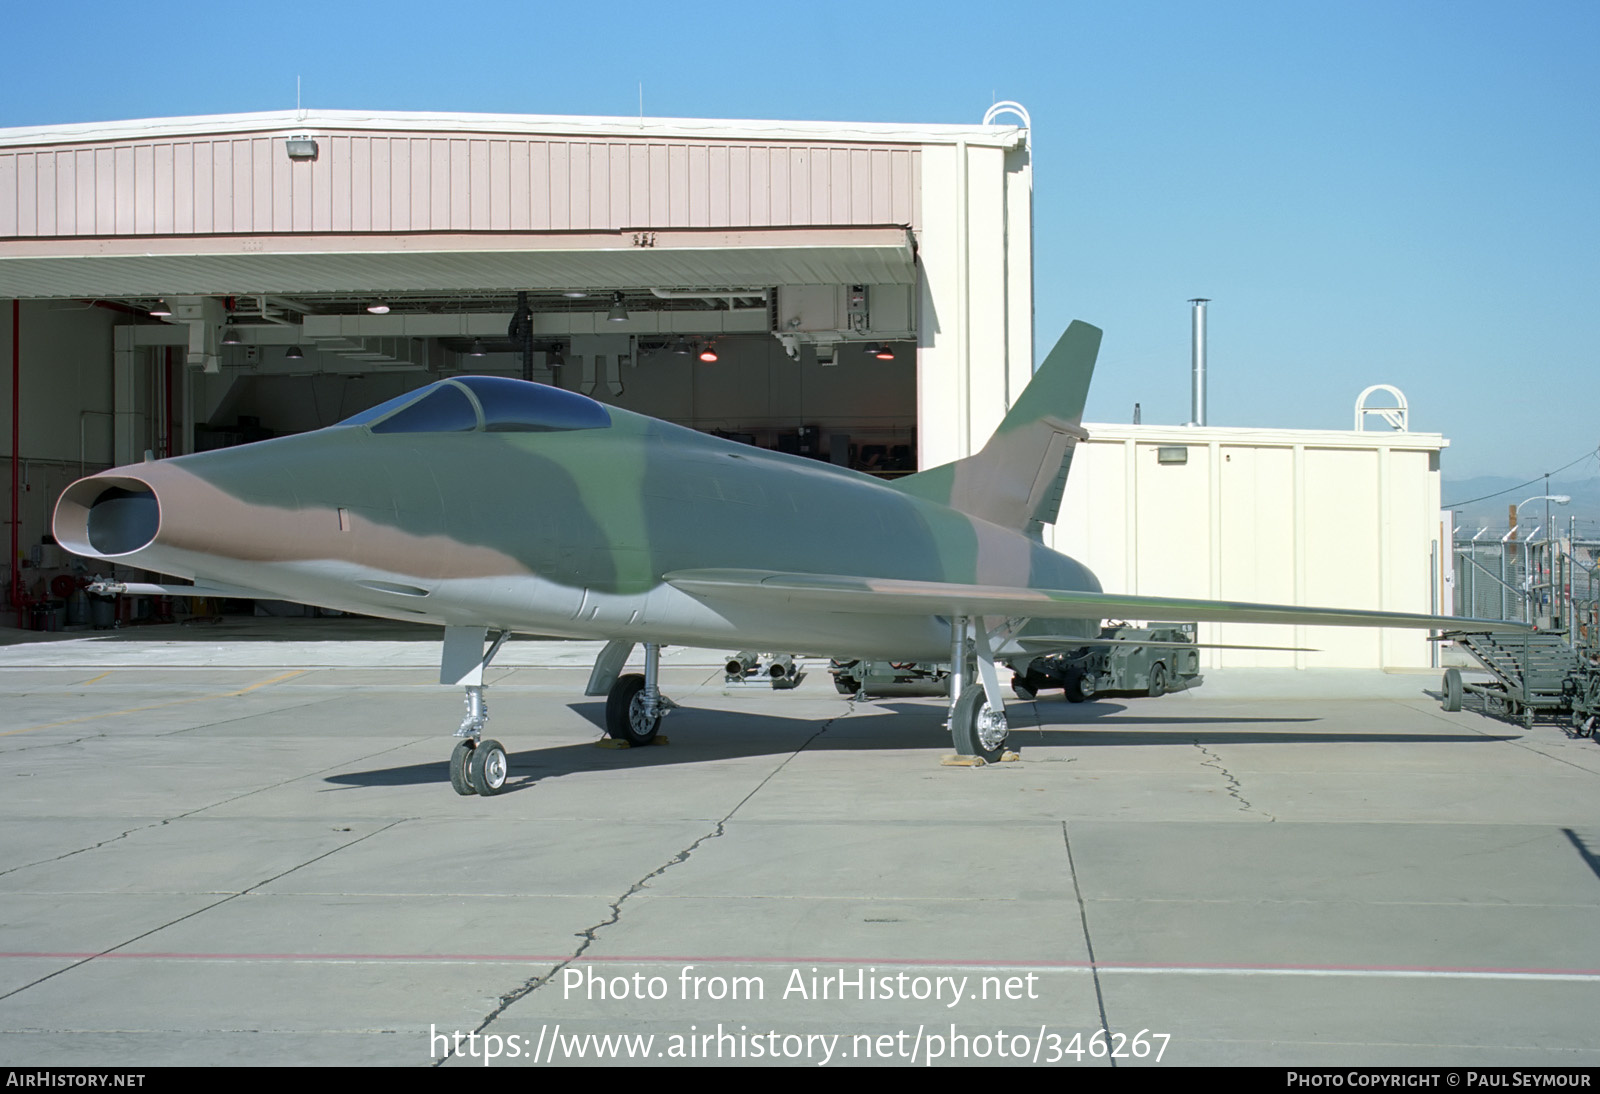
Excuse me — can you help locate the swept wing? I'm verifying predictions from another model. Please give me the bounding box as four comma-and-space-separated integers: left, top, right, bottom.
664, 568, 1530, 633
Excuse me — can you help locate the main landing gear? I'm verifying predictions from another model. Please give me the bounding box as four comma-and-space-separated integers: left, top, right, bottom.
443, 626, 511, 796
603, 642, 672, 746
581, 638, 677, 747
946, 616, 1023, 764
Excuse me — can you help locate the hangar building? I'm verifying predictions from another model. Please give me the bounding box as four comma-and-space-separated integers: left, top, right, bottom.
0, 108, 1444, 668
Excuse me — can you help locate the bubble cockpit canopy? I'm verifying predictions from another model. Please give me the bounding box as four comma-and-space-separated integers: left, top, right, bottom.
338, 376, 612, 434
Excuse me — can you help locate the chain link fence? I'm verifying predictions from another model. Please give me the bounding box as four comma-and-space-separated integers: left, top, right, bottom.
1454, 535, 1600, 652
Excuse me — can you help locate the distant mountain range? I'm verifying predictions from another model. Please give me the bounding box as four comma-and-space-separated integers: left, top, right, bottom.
1443, 473, 1600, 540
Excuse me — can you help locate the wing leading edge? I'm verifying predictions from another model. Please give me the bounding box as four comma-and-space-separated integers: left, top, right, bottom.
664, 569, 1530, 633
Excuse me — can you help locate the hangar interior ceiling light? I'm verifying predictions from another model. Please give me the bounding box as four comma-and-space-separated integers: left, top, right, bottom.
220, 325, 242, 346
135, 290, 764, 321
698, 342, 719, 363
148, 299, 171, 318
284, 345, 305, 360
607, 293, 629, 322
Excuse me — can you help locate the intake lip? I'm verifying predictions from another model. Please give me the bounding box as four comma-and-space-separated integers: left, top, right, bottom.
54, 474, 162, 559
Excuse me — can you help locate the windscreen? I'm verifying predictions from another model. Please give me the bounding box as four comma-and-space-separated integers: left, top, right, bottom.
338, 377, 611, 434
368, 382, 480, 434
456, 375, 611, 432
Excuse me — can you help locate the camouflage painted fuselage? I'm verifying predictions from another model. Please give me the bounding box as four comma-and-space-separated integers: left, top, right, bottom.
55, 402, 1101, 661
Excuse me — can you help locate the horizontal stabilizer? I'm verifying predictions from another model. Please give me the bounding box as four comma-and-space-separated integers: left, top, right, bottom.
665, 569, 1531, 633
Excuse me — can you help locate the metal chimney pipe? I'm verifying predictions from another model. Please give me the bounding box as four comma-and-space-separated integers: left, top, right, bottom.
1188, 298, 1209, 426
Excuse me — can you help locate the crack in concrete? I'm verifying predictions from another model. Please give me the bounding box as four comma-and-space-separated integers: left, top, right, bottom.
2, 731, 115, 755
0, 736, 423, 880
160, 695, 344, 737
1195, 740, 1275, 821
0, 690, 339, 758
0, 817, 415, 1004
434, 700, 852, 1066
1060, 821, 1115, 1068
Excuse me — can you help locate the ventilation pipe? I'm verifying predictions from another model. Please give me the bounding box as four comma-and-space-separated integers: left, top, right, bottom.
1187, 298, 1209, 427
10, 299, 20, 627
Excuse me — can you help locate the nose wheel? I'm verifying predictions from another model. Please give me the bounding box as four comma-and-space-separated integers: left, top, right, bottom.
441, 627, 513, 796
449, 739, 475, 795
449, 737, 509, 796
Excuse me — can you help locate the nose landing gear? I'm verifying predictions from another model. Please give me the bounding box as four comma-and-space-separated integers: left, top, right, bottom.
443, 626, 512, 796
450, 736, 509, 796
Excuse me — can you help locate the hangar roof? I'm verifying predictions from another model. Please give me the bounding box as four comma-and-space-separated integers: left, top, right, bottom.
0, 110, 954, 299
0, 110, 1027, 150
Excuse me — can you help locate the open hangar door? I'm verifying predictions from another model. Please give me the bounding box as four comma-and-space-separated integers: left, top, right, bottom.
3, 226, 923, 625
173, 280, 919, 477
6, 277, 919, 627
1, 108, 1038, 624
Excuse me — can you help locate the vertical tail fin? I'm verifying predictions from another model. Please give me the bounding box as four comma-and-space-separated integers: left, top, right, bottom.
890, 321, 1101, 537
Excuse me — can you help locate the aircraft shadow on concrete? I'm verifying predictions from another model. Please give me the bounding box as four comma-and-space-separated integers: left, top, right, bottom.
1009, 696, 1515, 745
322, 695, 1519, 791
1561, 829, 1600, 885
322, 702, 950, 791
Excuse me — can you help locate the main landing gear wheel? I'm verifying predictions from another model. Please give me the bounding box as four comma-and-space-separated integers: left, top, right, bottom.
606, 673, 661, 746
952, 686, 1008, 763
1064, 672, 1089, 703
469, 738, 509, 796
1442, 668, 1463, 712
449, 739, 476, 796
1148, 662, 1169, 698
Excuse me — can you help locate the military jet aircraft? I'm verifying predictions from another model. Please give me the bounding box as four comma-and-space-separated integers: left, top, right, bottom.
53, 321, 1521, 796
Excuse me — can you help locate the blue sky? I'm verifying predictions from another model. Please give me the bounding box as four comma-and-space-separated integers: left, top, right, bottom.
3, 0, 1595, 483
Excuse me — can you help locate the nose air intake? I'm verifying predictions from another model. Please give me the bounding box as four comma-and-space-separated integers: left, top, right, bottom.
54, 476, 161, 559
87, 486, 159, 555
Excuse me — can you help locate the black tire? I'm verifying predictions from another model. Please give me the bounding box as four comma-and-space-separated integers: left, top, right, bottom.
606, 673, 660, 746
469, 738, 509, 796
1011, 677, 1037, 701
833, 676, 859, 696
951, 686, 1007, 763
1442, 668, 1462, 712
449, 739, 477, 796
1148, 662, 1168, 698
1064, 672, 1088, 703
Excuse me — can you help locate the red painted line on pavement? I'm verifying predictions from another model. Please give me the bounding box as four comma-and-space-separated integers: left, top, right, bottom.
3, 952, 1598, 979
